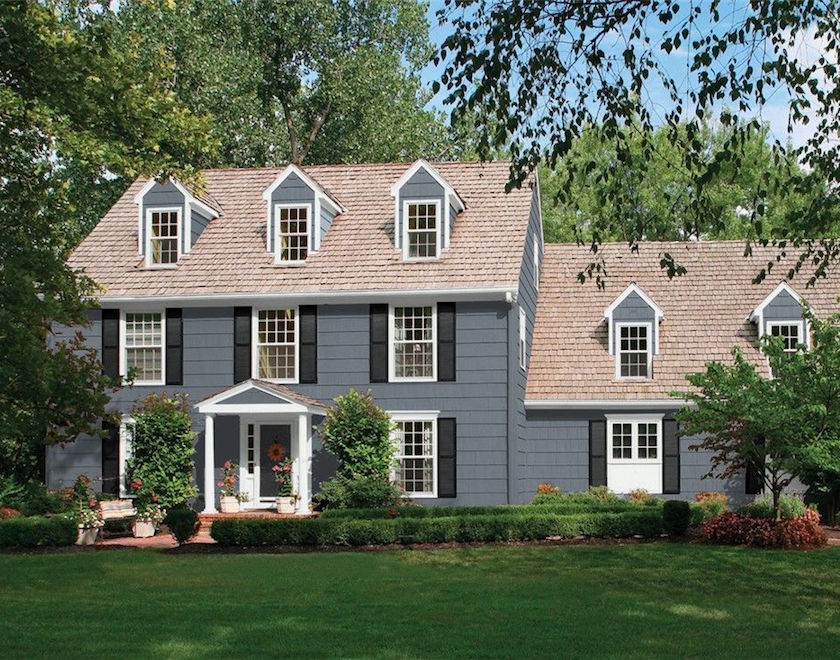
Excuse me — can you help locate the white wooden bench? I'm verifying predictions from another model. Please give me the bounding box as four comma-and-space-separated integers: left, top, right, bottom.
99, 499, 137, 522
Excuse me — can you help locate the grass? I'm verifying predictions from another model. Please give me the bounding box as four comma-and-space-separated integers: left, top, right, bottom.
1, 544, 839, 658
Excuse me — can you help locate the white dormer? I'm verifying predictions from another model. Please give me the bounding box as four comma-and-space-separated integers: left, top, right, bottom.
750, 282, 809, 349
390, 159, 465, 260
262, 165, 344, 265
604, 284, 664, 380
133, 177, 221, 269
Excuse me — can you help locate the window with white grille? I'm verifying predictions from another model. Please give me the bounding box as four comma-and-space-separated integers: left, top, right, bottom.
393, 417, 436, 497
147, 209, 180, 266
404, 201, 439, 259
391, 305, 436, 380
124, 312, 164, 384
255, 309, 297, 381
276, 205, 309, 263
617, 323, 651, 379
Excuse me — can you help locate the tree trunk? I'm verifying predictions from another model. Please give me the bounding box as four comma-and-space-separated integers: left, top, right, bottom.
773, 487, 782, 523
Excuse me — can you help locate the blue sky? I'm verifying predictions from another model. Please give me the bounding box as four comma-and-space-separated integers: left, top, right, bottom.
419, 1, 815, 149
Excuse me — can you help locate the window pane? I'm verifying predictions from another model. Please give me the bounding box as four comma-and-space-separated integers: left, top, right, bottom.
150, 211, 178, 265
257, 309, 296, 380
638, 423, 658, 459
407, 203, 438, 258
611, 422, 632, 459
770, 324, 800, 352
396, 420, 434, 494
393, 306, 434, 378
619, 325, 649, 378
124, 313, 162, 382
278, 206, 309, 262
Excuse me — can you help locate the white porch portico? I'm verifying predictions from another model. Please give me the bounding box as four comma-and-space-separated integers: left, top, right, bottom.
195, 380, 326, 514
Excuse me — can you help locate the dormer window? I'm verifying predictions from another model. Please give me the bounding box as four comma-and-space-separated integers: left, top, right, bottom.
768, 321, 804, 354
404, 201, 440, 259
750, 282, 809, 351
605, 284, 664, 381
147, 209, 180, 267
276, 204, 310, 263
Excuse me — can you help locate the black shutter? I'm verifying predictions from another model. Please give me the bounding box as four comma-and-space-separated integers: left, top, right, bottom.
662, 419, 680, 494
101, 309, 120, 379
101, 420, 120, 496
746, 437, 765, 495
437, 302, 456, 382
589, 420, 607, 487
438, 418, 457, 498
299, 305, 318, 384
369, 304, 388, 383
233, 307, 251, 383
165, 308, 183, 386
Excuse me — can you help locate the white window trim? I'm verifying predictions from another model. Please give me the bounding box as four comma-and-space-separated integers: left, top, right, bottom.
144, 206, 182, 269
118, 416, 136, 499
766, 320, 807, 351
605, 414, 663, 466
388, 303, 438, 382
252, 306, 300, 384
519, 307, 527, 370
119, 310, 166, 386
402, 199, 441, 261
533, 236, 540, 291
389, 411, 439, 498
273, 202, 313, 265
615, 321, 653, 380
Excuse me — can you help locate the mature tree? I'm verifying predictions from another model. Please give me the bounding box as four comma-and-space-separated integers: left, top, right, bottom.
674, 310, 840, 523
438, 0, 840, 284
540, 122, 838, 247
117, 0, 448, 168
0, 1, 215, 480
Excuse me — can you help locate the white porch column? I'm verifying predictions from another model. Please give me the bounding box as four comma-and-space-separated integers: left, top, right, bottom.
297, 413, 312, 513
202, 413, 217, 514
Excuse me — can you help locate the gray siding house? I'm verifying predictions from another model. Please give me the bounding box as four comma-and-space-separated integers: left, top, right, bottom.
51, 160, 840, 511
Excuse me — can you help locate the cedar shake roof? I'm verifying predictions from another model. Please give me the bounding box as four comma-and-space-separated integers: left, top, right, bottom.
526, 241, 840, 402
69, 161, 532, 298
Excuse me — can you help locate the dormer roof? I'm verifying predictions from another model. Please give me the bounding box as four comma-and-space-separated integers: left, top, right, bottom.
604, 283, 664, 321
749, 282, 802, 324
391, 159, 466, 212
133, 176, 222, 218
262, 164, 344, 214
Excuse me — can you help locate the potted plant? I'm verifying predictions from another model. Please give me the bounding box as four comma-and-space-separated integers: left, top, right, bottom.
218, 460, 245, 513
272, 456, 297, 514
133, 501, 165, 538
73, 475, 103, 545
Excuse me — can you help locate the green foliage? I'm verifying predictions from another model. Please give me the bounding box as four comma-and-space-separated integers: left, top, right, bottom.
438, 1, 840, 284
315, 475, 402, 510
164, 503, 200, 545
675, 310, 840, 523
0, 515, 77, 547
126, 394, 197, 509
690, 499, 728, 527
662, 501, 691, 537
320, 389, 395, 480
211, 509, 664, 546
0, 1, 215, 481
116, 0, 448, 168
737, 494, 807, 521
532, 486, 623, 507
0, 478, 73, 517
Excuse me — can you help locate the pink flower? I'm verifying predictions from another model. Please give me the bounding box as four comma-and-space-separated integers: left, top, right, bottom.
282, 465, 291, 473
217, 481, 223, 487
272, 465, 280, 472
224, 460, 232, 469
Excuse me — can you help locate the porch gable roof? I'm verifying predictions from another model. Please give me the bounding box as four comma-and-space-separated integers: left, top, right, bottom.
195, 379, 327, 415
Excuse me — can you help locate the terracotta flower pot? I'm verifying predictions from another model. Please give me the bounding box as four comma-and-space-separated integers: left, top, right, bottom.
132, 521, 156, 538
76, 526, 99, 546
220, 495, 240, 514
276, 497, 296, 514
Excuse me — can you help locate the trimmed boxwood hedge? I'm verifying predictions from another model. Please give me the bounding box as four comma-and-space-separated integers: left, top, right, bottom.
319, 501, 646, 520
0, 515, 77, 547
211, 510, 663, 547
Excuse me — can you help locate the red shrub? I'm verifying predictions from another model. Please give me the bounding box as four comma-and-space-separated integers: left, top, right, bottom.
0, 507, 22, 519
536, 483, 560, 495
703, 510, 826, 548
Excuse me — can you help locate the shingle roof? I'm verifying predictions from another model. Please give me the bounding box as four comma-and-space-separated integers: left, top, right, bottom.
69, 162, 532, 298
526, 241, 840, 402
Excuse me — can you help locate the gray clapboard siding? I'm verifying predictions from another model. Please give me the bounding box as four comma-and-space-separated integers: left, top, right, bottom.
269, 172, 316, 253
762, 289, 804, 335
191, 208, 212, 248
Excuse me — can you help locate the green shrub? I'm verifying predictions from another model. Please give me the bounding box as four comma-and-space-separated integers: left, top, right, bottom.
0, 515, 77, 547
628, 489, 658, 506
737, 494, 806, 520
663, 500, 691, 536
315, 475, 403, 510
532, 486, 625, 507
210, 509, 663, 547
164, 503, 199, 544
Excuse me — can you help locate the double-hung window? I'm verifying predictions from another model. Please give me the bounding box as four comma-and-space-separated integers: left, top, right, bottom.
276, 205, 310, 263
390, 305, 436, 380
123, 312, 164, 385
255, 308, 297, 382
146, 209, 180, 267
404, 201, 439, 259
617, 323, 652, 379
606, 416, 663, 493
391, 414, 437, 497
768, 321, 803, 354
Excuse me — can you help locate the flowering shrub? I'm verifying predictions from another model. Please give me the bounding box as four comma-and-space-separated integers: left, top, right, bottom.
218, 460, 239, 497
136, 503, 166, 526
78, 507, 104, 529
272, 457, 295, 497
537, 483, 560, 495
73, 474, 104, 528
628, 489, 658, 506
0, 507, 21, 518
703, 510, 827, 548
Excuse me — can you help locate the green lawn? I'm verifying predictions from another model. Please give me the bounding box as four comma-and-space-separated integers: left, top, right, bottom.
2, 544, 839, 659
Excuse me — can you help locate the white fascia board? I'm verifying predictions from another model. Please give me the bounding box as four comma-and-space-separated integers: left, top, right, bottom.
390, 159, 466, 212
604, 283, 664, 320
524, 399, 691, 410
262, 164, 345, 214
133, 177, 219, 219
195, 380, 325, 414
98, 285, 517, 308
749, 281, 802, 323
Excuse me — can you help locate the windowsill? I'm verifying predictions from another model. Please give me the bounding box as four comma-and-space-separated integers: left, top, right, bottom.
616, 376, 653, 381
607, 459, 662, 466
405, 492, 437, 498
143, 264, 178, 271
390, 376, 437, 383
402, 256, 441, 263
255, 377, 298, 385
273, 260, 307, 267
130, 380, 166, 387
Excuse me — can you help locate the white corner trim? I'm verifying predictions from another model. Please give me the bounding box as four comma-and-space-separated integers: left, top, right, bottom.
524, 399, 690, 410
390, 159, 466, 211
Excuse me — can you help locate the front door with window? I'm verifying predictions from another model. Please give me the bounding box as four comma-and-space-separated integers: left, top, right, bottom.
259, 424, 292, 503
